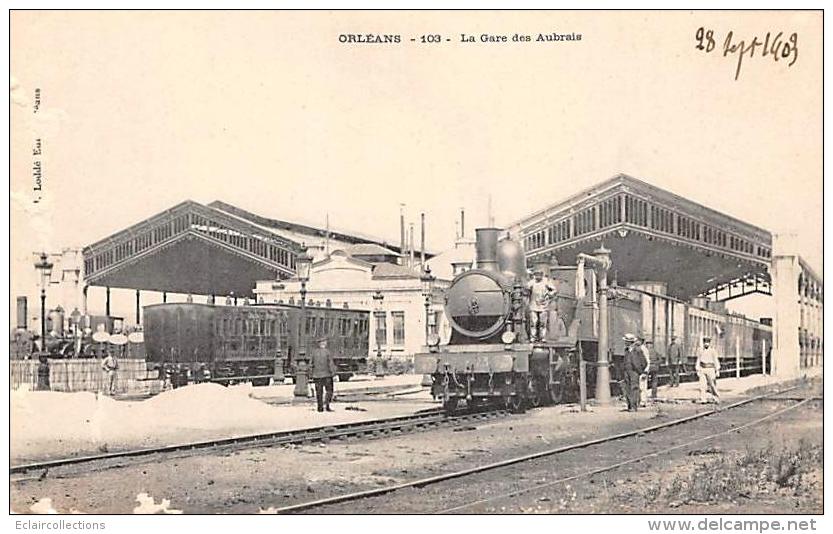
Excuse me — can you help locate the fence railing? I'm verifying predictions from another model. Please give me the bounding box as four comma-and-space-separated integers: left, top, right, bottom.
10, 359, 162, 395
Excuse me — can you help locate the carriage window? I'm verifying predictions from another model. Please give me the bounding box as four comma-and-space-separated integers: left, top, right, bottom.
235, 318, 242, 335
260, 319, 265, 335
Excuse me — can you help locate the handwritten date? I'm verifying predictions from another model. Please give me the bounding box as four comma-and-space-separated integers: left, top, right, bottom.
695, 27, 798, 80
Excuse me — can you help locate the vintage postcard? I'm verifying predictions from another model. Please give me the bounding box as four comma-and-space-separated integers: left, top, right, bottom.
7, 8, 823, 527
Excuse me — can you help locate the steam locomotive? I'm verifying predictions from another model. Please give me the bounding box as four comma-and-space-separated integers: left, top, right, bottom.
414, 228, 772, 412
143, 302, 370, 386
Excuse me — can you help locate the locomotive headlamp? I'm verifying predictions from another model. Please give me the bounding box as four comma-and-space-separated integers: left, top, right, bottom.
501, 330, 517, 345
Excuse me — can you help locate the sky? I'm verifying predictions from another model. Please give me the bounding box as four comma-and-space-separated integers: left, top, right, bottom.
10, 11, 822, 320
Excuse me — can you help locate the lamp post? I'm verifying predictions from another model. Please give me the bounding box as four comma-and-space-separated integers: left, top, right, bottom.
34, 253, 54, 352
420, 266, 436, 342
372, 290, 385, 377
293, 249, 313, 398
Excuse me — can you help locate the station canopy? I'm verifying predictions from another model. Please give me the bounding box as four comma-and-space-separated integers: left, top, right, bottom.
508, 174, 774, 301
82, 200, 405, 297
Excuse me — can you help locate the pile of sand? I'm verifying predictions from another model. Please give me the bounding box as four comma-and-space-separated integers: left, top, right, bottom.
11, 383, 283, 461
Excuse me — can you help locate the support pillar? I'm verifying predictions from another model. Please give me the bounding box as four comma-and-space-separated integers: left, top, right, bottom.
162, 292, 167, 303
82, 285, 89, 315
105, 287, 111, 317
770, 234, 802, 378
135, 289, 141, 325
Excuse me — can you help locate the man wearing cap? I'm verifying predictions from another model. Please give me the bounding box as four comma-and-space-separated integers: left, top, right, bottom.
526, 268, 557, 342
101, 350, 119, 396
667, 335, 683, 387
696, 336, 721, 404
310, 337, 337, 412
638, 337, 652, 406
644, 339, 660, 401
621, 334, 647, 411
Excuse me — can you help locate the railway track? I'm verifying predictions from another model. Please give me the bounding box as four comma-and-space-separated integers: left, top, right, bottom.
9, 406, 508, 478
274, 383, 816, 514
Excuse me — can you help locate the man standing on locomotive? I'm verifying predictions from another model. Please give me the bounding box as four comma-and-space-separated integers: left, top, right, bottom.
696, 336, 721, 404
310, 336, 337, 412
621, 334, 647, 412
526, 267, 556, 343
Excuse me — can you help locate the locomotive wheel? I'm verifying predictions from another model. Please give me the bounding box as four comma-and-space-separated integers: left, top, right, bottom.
529, 391, 544, 408
549, 380, 564, 404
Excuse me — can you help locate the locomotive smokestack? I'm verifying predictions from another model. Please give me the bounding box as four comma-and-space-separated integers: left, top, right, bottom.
475, 227, 501, 272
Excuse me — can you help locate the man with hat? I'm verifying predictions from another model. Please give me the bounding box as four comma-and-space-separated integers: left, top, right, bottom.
667, 335, 683, 387
526, 264, 557, 342
101, 350, 119, 396
696, 336, 721, 404
646, 339, 662, 400
621, 334, 647, 411
636, 336, 653, 406
310, 336, 337, 412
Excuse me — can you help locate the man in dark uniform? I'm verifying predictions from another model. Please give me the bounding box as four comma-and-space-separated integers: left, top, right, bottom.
667, 335, 683, 387
310, 337, 337, 412
621, 334, 647, 412
645, 340, 659, 401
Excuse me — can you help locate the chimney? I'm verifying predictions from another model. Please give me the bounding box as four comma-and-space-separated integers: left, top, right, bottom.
460, 208, 466, 239
475, 227, 501, 271
409, 223, 415, 268
420, 212, 426, 266
400, 204, 406, 265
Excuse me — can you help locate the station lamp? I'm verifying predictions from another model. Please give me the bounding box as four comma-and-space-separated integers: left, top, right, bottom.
293, 248, 313, 398
34, 253, 54, 351
372, 290, 385, 377
420, 266, 436, 341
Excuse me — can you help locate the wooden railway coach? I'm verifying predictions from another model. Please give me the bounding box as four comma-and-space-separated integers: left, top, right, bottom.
144, 302, 370, 386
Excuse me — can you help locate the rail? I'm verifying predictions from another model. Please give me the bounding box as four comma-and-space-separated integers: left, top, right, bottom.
273, 383, 807, 513
10, 406, 508, 476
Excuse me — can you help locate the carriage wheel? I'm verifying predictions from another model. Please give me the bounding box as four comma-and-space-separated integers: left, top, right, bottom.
549, 379, 564, 405
506, 393, 526, 413
443, 397, 459, 413
337, 373, 352, 382
529, 377, 546, 407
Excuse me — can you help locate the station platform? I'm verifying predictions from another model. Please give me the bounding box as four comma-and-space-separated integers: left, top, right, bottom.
652, 370, 820, 404
10, 375, 433, 465
249, 373, 427, 404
